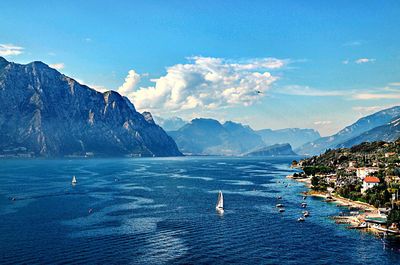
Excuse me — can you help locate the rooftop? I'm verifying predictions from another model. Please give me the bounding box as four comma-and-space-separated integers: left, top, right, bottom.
364, 176, 380, 183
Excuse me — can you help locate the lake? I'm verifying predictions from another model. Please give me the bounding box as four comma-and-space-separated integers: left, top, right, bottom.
1, 157, 400, 264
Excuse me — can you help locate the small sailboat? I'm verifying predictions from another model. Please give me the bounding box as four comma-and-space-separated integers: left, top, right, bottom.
71, 175, 77, 185
298, 217, 305, 222
216, 190, 224, 212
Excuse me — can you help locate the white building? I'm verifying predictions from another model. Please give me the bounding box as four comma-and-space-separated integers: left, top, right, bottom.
361, 176, 380, 193
356, 167, 378, 180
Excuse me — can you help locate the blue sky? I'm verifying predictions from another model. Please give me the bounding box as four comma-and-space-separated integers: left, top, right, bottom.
1, 0, 399, 135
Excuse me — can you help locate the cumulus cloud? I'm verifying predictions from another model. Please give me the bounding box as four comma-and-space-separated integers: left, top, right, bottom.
0, 43, 24, 56
128, 56, 286, 111
355, 58, 375, 64
118, 70, 141, 95
49, 63, 65, 70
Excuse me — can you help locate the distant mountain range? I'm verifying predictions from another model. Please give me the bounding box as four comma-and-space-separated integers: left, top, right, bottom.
296, 106, 400, 155
256, 128, 320, 149
168, 118, 265, 155
0, 57, 181, 157
338, 116, 400, 148
3, 56, 397, 158
244, 143, 297, 157
153, 116, 187, 131
163, 116, 321, 156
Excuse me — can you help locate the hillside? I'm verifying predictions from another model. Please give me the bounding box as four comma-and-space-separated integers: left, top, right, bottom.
0, 57, 182, 158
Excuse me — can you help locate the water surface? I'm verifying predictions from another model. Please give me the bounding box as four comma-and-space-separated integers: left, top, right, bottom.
1, 157, 400, 264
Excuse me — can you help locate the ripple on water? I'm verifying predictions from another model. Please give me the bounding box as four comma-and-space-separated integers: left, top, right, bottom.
69, 217, 162, 238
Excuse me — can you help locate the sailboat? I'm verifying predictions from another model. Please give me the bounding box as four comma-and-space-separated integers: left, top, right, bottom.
216, 190, 224, 213
71, 175, 77, 185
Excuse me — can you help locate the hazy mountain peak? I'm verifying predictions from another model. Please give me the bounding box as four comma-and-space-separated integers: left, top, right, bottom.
296, 105, 400, 155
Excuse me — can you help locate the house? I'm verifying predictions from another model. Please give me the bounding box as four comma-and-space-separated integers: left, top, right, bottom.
362, 176, 380, 193
356, 167, 379, 180
348, 161, 357, 168
385, 152, 396, 158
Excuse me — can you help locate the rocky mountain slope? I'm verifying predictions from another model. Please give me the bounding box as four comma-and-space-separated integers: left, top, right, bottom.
296, 106, 400, 155
338, 116, 400, 148
0, 57, 182, 157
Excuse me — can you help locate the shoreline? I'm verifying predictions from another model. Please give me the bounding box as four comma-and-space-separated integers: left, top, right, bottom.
286, 174, 396, 236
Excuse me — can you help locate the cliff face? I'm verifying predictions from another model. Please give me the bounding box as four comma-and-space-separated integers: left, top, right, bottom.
0, 57, 182, 157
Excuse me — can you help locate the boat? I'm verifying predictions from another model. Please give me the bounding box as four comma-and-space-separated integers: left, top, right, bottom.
216, 190, 224, 212
301, 202, 307, 208
303, 211, 310, 217
279, 208, 285, 212
277, 196, 282, 200
298, 217, 305, 222
358, 222, 367, 228
71, 175, 77, 185
276, 203, 284, 208
303, 196, 307, 200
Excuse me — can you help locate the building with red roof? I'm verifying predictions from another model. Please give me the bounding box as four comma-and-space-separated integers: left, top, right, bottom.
362, 176, 380, 193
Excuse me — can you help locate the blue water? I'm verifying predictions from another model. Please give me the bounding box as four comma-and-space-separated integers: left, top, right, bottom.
1, 157, 400, 264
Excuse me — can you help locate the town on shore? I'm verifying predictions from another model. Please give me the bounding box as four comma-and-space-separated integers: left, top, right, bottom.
289, 138, 400, 235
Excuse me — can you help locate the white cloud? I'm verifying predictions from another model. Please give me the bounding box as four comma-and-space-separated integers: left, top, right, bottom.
355, 58, 375, 64
389, 82, 400, 87
353, 93, 400, 100
118, 70, 141, 95
313, 120, 332, 125
0, 43, 24, 56
127, 56, 286, 111
49, 63, 64, 70
277, 85, 349, 97
342, 59, 349, 65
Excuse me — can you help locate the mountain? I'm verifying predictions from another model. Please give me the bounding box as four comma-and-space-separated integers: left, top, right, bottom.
0, 57, 182, 157
153, 116, 187, 131
338, 116, 400, 148
256, 128, 320, 149
296, 106, 400, 155
168, 118, 265, 155
244, 143, 297, 157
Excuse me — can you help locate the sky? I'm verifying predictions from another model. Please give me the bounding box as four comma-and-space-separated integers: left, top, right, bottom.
0, 0, 399, 136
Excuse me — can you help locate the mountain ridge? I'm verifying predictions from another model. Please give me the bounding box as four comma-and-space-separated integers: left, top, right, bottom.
296, 106, 400, 155
0, 57, 182, 157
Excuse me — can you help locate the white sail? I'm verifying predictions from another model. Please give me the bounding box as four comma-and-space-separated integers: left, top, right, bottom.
216, 190, 224, 210
72, 175, 77, 184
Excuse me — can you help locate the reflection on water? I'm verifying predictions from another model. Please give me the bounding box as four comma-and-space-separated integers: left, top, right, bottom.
0, 157, 400, 264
